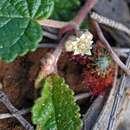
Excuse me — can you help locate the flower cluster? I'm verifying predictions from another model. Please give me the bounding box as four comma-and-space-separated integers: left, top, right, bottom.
65, 30, 93, 56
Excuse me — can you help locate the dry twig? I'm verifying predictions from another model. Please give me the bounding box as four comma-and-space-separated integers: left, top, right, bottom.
0, 90, 34, 130
0, 108, 30, 119
90, 12, 130, 36
113, 48, 130, 57
43, 31, 59, 40
75, 92, 91, 101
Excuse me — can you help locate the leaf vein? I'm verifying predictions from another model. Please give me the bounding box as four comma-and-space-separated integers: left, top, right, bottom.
10, 21, 30, 47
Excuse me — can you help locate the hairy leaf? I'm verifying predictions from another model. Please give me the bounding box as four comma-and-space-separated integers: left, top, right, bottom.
32, 75, 82, 130
0, 0, 54, 62
52, 0, 80, 21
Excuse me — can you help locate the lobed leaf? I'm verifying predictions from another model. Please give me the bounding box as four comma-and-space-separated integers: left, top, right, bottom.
0, 0, 54, 62
32, 75, 82, 130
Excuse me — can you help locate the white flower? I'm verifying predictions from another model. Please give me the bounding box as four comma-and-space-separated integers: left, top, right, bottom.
65, 30, 93, 56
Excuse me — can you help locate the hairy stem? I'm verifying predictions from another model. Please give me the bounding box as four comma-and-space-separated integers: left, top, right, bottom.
35, 33, 71, 88
73, 0, 98, 27
41, 33, 71, 77
90, 12, 130, 36
37, 19, 67, 28
37, 0, 98, 29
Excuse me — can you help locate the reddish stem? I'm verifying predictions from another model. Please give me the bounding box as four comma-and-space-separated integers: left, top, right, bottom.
60, 0, 98, 36
73, 0, 98, 27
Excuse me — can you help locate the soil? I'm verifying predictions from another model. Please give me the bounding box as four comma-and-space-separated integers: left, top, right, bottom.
0, 49, 48, 130
0, 48, 87, 130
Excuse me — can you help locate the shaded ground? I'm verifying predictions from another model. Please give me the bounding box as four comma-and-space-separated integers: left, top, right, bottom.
0, 48, 88, 130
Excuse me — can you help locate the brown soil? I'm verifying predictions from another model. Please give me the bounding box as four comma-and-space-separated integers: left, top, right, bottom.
0, 49, 48, 130
58, 52, 89, 93
0, 48, 87, 130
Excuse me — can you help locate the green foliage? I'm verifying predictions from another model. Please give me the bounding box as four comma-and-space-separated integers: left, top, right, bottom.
0, 0, 54, 62
32, 75, 82, 130
52, 0, 80, 21
0, 0, 81, 62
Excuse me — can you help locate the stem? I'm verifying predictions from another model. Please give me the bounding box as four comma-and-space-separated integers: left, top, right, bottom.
37, 19, 68, 28
52, 33, 70, 65
37, 0, 98, 29
59, 0, 98, 36
42, 33, 71, 77
73, 0, 98, 27
35, 33, 72, 88
92, 21, 130, 75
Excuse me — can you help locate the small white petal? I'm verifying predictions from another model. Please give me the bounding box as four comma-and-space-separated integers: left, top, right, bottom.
65, 30, 93, 56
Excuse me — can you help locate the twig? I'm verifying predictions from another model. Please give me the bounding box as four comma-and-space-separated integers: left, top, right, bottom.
0, 91, 34, 130
90, 12, 130, 36
107, 52, 130, 130
75, 92, 91, 101
113, 48, 130, 57
43, 31, 59, 40
113, 48, 130, 54
0, 108, 30, 119
83, 93, 105, 130
37, 19, 67, 28
38, 43, 57, 48
92, 21, 130, 75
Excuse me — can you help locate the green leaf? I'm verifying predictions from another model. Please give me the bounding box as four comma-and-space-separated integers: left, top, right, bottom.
0, 0, 54, 62
32, 75, 82, 130
52, 0, 80, 21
